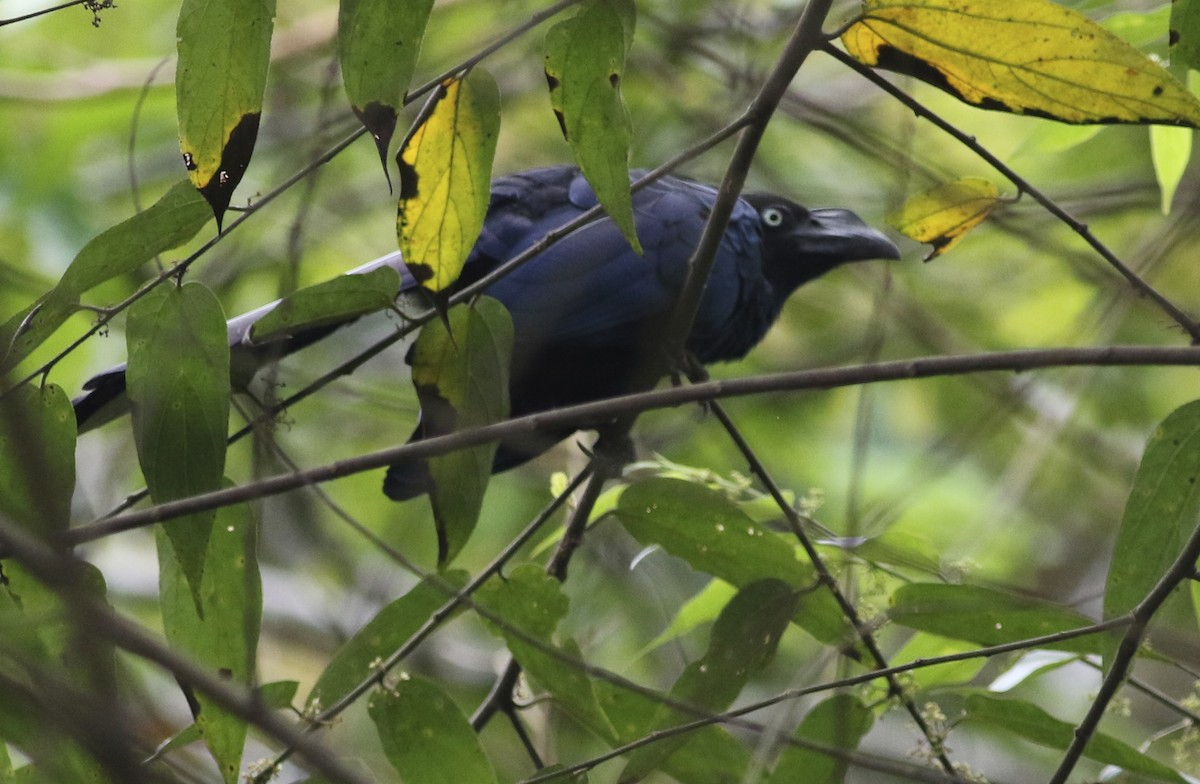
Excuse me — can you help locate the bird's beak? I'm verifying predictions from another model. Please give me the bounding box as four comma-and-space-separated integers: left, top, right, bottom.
799, 208, 901, 262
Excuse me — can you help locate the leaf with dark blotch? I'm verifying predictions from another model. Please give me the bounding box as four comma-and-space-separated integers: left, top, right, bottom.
248, 266, 401, 343
1104, 400, 1200, 667
1171, 0, 1200, 73
774, 695, 875, 783
127, 282, 231, 606
0, 181, 210, 374
0, 384, 75, 538
338, 0, 435, 171
369, 676, 498, 784
887, 178, 1001, 260
618, 579, 797, 782
842, 0, 1200, 126
544, 0, 642, 253
408, 297, 512, 565
176, 0, 274, 225
965, 694, 1186, 782
396, 69, 500, 293
158, 492, 260, 784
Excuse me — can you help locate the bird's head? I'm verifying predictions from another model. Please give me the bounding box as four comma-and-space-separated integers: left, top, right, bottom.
742, 193, 901, 296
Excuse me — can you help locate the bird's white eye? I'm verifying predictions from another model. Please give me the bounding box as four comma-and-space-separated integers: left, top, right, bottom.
761, 207, 785, 227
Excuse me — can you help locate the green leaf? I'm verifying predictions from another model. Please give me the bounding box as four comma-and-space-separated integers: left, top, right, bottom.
248, 266, 401, 343
338, 0, 435, 167
409, 297, 512, 565
1104, 400, 1200, 662
307, 572, 468, 709
965, 693, 1186, 782
0, 383, 75, 538
397, 68, 500, 293
127, 282, 231, 603
841, 0, 1200, 126
890, 632, 986, 693
619, 579, 797, 782
258, 680, 300, 710
369, 676, 498, 784
613, 478, 851, 648
890, 583, 1108, 655
774, 694, 874, 783
1150, 95, 1194, 213
1171, 0, 1200, 73
476, 565, 616, 743
638, 578, 737, 655
158, 492, 260, 784
176, 0, 275, 224
544, 0, 641, 253
0, 181, 210, 374
886, 178, 1001, 260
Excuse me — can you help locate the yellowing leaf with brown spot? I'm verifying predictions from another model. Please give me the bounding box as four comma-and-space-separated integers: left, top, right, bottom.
396, 69, 500, 294
842, 0, 1200, 127
887, 178, 1001, 260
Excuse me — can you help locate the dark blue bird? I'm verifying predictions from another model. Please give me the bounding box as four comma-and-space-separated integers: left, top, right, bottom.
73, 166, 900, 499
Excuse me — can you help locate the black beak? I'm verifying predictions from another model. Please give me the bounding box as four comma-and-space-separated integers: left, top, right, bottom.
798, 208, 901, 262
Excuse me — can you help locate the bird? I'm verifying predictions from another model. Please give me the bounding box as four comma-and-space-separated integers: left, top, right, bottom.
73, 165, 900, 499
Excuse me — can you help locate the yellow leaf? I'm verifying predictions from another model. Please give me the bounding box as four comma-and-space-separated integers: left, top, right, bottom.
842, 0, 1200, 126
396, 68, 501, 293
887, 178, 1001, 259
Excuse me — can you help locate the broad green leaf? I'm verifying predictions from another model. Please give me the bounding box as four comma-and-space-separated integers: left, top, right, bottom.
177, 0, 275, 224
614, 478, 852, 648
619, 579, 797, 781
0, 181, 210, 374
841, 0, 1200, 126
544, 0, 641, 253
886, 178, 1001, 260
396, 68, 500, 293
409, 297, 512, 565
248, 266, 401, 343
307, 572, 468, 709
1104, 400, 1200, 663
891, 632, 986, 693
890, 583, 1108, 654
0, 383, 75, 538
1171, 0, 1200, 73
773, 694, 874, 783
127, 282, 231, 603
965, 693, 1186, 782
258, 680, 299, 710
0, 675, 107, 784
476, 565, 616, 743
338, 0, 435, 167
369, 676, 498, 784
158, 493, 260, 784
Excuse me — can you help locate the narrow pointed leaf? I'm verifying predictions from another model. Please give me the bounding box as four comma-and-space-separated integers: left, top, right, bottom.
307, 571, 468, 709
544, 0, 641, 253
1104, 401, 1200, 663
127, 282, 231, 603
774, 695, 874, 783
0, 181, 210, 373
614, 478, 852, 648
890, 583, 1109, 654
965, 694, 1186, 782
619, 579, 797, 781
396, 69, 500, 293
177, 0, 275, 224
408, 298, 512, 565
1150, 124, 1193, 215
338, 0, 435, 167
158, 494, 260, 784
887, 178, 1001, 260
369, 676, 498, 784
0, 383, 75, 538
248, 265, 401, 343
841, 0, 1200, 126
